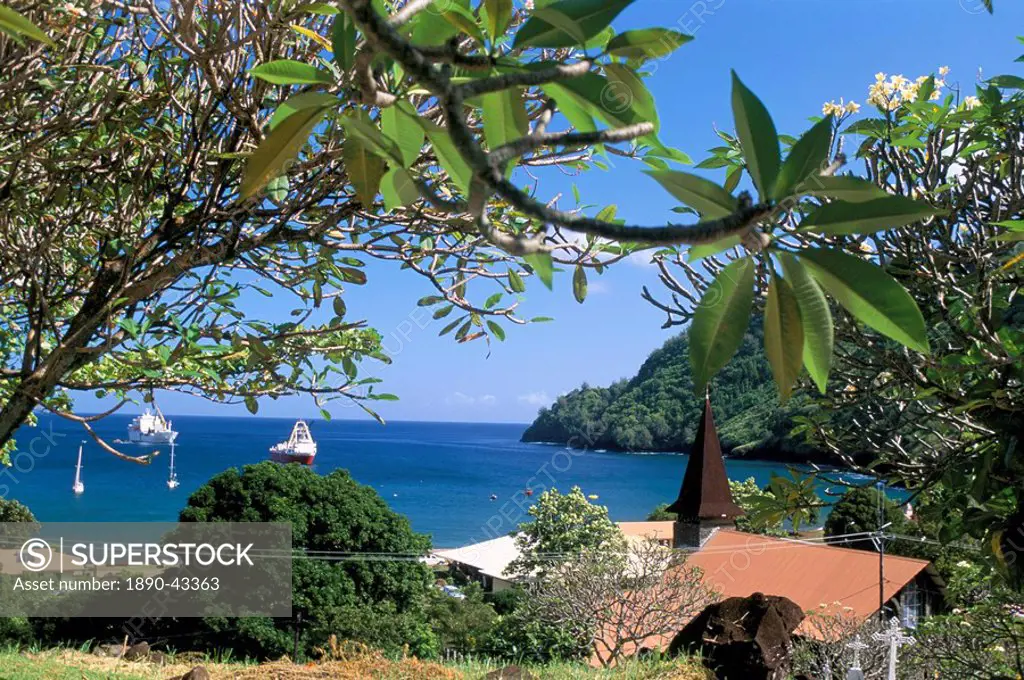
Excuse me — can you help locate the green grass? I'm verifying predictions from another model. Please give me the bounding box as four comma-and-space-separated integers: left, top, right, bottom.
0, 650, 151, 680
0, 647, 710, 680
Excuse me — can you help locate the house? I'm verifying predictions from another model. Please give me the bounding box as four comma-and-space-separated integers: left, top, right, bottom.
439, 397, 945, 652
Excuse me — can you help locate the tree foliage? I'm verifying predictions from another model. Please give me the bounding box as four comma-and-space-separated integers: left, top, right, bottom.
0, 497, 34, 522
522, 323, 827, 462
177, 462, 437, 658
509, 486, 624, 579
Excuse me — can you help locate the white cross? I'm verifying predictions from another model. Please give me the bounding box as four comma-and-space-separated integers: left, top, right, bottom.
872, 617, 915, 680
846, 634, 869, 669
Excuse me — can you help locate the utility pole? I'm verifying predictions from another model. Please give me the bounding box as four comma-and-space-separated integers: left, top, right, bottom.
293, 611, 302, 662
876, 481, 886, 623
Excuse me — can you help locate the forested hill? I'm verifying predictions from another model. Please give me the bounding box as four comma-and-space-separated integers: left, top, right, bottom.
520, 325, 833, 464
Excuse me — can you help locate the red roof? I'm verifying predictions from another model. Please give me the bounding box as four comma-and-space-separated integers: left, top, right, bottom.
686, 530, 933, 637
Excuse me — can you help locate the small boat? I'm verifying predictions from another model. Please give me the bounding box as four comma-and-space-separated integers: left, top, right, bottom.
269, 420, 317, 465
167, 440, 180, 489
128, 402, 177, 444
72, 442, 85, 495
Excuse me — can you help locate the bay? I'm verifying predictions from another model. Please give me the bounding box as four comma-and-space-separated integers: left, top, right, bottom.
5, 414, 860, 547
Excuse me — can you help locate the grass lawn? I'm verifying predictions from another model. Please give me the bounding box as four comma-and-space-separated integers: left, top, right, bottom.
0, 648, 711, 679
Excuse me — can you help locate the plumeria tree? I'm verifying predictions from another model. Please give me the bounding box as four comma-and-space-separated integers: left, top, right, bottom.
1, 0, 1017, 520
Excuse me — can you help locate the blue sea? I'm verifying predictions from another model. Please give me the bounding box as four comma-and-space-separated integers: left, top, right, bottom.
4, 414, 859, 547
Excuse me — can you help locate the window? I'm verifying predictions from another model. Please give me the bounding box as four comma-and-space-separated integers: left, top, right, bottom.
901, 582, 922, 629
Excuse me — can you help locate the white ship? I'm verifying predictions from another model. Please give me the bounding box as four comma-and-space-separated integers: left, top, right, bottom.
269, 420, 317, 465
128, 404, 177, 444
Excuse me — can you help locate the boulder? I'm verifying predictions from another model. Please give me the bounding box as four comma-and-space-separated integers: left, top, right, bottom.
147, 650, 168, 666
484, 666, 539, 680
93, 643, 125, 658
669, 592, 804, 680
123, 641, 150, 661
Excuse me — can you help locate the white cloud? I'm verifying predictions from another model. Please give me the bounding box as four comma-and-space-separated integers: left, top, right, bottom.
517, 391, 551, 407
446, 392, 497, 407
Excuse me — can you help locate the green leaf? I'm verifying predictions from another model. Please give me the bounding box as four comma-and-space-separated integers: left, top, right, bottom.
779, 253, 832, 394
482, 89, 529, 152
242, 104, 329, 198
487, 320, 507, 341
514, 0, 635, 49
802, 176, 888, 203
416, 118, 473, 195
268, 92, 338, 131
381, 166, 420, 210
0, 5, 54, 46
763, 271, 804, 402
524, 252, 555, 290
988, 75, 1024, 90
604, 63, 658, 130
343, 136, 386, 206
992, 220, 1024, 232
799, 196, 939, 235
644, 170, 738, 218
572, 265, 587, 303
331, 13, 358, 72
333, 297, 347, 318
508, 269, 526, 293
731, 71, 781, 200
441, 3, 487, 45
265, 175, 289, 202
483, 0, 513, 40
244, 396, 259, 415
540, 82, 598, 133
340, 111, 402, 165
249, 60, 335, 86
689, 257, 756, 395
799, 248, 929, 353
687, 235, 742, 263
605, 28, 692, 61
773, 115, 833, 200
381, 101, 426, 168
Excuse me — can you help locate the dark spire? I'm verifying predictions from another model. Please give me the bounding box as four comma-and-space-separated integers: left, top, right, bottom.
666, 397, 744, 521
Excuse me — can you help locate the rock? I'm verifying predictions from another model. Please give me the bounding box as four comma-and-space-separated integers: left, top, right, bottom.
484, 666, 539, 680
93, 643, 125, 658
147, 650, 168, 666
123, 641, 150, 661
167, 666, 210, 680
669, 592, 805, 680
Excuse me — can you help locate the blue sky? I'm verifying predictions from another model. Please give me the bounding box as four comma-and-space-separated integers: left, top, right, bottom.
80, 0, 1024, 424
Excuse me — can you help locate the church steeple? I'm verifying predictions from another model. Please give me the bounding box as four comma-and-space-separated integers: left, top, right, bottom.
668, 396, 743, 548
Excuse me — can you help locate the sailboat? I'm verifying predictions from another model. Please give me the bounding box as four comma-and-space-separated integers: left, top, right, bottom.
167, 440, 180, 489
72, 442, 85, 495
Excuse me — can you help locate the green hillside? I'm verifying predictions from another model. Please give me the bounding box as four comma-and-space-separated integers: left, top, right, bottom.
521, 324, 834, 464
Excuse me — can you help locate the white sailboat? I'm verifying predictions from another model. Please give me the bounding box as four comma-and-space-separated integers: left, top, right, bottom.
72, 442, 85, 495
167, 440, 179, 489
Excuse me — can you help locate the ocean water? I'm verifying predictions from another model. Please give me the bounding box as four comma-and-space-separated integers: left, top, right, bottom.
5, 414, 851, 547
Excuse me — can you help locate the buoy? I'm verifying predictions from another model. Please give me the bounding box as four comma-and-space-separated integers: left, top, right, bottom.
525, 489, 534, 497
489, 494, 498, 501
588, 494, 599, 500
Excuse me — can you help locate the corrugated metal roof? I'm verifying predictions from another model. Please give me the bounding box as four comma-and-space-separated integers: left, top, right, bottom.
686, 529, 932, 637
435, 535, 518, 581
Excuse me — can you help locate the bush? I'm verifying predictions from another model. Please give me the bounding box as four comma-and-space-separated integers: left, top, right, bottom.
0, 498, 35, 522
425, 582, 497, 654
824, 486, 908, 550
173, 462, 438, 659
